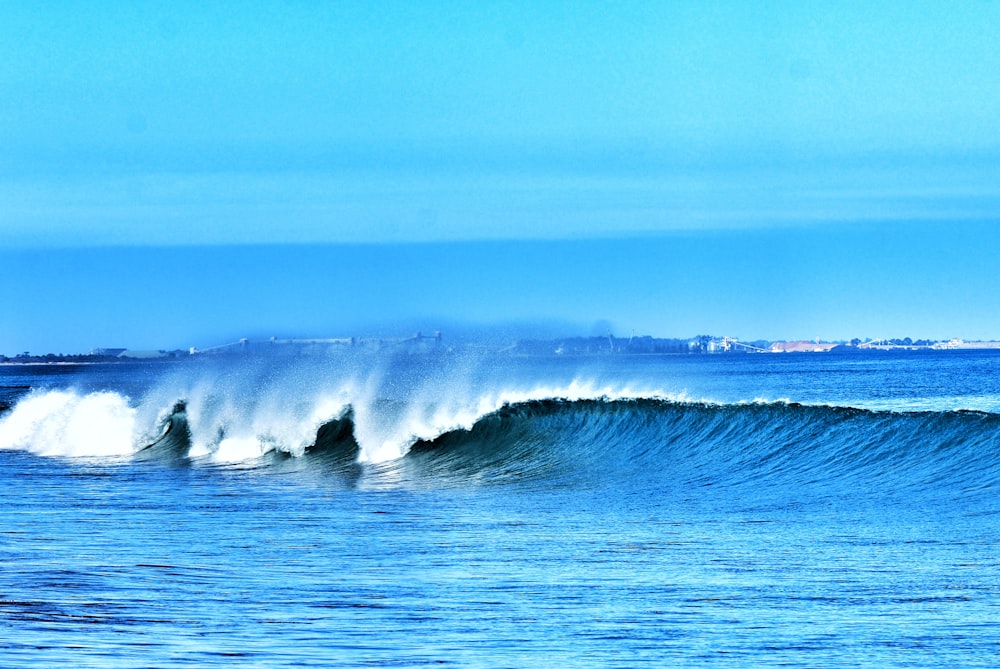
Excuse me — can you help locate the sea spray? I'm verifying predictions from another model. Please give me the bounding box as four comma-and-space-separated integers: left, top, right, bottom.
0, 389, 136, 457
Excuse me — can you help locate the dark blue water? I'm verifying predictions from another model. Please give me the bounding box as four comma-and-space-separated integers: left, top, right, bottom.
2, 351, 999, 667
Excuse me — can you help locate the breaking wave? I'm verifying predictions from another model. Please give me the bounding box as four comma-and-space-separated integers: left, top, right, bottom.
0, 389, 137, 458
2, 382, 999, 499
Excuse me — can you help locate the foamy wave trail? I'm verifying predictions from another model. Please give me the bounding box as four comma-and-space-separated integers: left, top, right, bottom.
0, 386, 361, 465
0, 389, 137, 457
0, 371, 675, 464
3, 379, 999, 503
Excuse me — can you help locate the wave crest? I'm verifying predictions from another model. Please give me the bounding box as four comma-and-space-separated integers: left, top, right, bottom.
3, 384, 999, 498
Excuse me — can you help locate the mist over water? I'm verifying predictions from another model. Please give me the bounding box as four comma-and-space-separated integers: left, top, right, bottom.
0, 348, 675, 464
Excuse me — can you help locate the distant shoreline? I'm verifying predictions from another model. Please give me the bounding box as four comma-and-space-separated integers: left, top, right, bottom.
6, 333, 1000, 364
0, 359, 184, 366
4, 342, 1000, 365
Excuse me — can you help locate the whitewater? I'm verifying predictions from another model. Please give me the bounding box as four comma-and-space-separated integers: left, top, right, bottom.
2, 349, 999, 667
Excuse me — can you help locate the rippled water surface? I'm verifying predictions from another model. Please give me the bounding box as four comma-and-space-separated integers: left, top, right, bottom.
2, 352, 999, 667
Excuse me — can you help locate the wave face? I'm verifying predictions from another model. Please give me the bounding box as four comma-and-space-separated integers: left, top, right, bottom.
2, 352, 1000, 500
406, 399, 1000, 499
2, 392, 997, 501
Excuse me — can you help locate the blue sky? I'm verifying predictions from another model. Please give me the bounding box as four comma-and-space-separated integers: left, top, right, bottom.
2, 2, 1000, 353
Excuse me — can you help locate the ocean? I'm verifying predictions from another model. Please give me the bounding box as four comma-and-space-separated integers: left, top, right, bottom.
1, 349, 998, 667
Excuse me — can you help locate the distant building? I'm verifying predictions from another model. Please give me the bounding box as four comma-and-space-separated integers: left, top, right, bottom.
90, 348, 127, 357
932, 338, 1000, 350
190, 332, 443, 357
768, 341, 839, 353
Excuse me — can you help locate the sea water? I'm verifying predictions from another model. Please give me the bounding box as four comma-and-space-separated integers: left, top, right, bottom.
1, 350, 999, 667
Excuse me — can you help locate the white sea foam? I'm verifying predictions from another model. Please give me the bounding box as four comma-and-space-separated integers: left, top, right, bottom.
180, 382, 355, 462
0, 358, 689, 464
0, 389, 137, 457
351, 377, 681, 463
23, 367, 990, 466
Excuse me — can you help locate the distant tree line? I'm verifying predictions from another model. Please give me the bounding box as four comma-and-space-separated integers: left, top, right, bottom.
0, 352, 124, 364
0, 351, 188, 363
